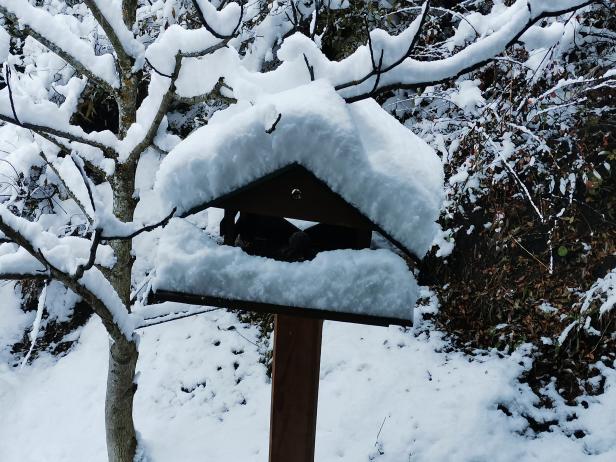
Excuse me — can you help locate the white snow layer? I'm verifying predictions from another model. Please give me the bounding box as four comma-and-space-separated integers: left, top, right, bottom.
88, 0, 144, 65
580, 266, 616, 316
0, 0, 119, 88
153, 219, 418, 321
0, 26, 8, 62
2, 313, 615, 462
155, 81, 443, 257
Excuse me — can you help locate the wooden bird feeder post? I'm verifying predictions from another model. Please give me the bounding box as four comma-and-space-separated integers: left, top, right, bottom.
148, 163, 415, 462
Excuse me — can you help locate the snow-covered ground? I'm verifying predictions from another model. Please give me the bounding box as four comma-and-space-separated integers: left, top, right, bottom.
1, 297, 615, 462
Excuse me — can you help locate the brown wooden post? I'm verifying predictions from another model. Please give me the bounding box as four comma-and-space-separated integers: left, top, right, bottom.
269, 315, 323, 462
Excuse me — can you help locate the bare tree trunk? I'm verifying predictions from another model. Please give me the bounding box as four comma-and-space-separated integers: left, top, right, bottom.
106, 60, 140, 462
110, 162, 138, 306
105, 170, 139, 461
106, 337, 139, 462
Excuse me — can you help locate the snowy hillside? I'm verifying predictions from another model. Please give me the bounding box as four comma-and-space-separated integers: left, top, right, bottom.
1, 299, 615, 462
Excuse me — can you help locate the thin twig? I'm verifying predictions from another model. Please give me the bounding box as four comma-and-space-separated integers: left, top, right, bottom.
4, 66, 21, 126
137, 307, 224, 329
101, 208, 176, 240
511, 237, 550, 271
265, 114, 282, 134
70, 153, 97, 215
74, 229, 102, 279
144, 57, 174, 79
303, 54, 315, 81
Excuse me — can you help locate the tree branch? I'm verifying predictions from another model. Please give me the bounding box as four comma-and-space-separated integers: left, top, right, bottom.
0, 113, 116, 154
0, 272, 48, 280
125, 54, 182, 162
34, 132, 111, 180
0, 207, 131, 341
51, 263, 131, 342
39, 152, 94, 224
173, 78, 237, 105
303, 53, 315, 81
83, 0, 135, 73
191, 0, 244, 40
338, 0, 599, 102
101, 208, 176, 241
144, 57, 174, 78
4, 65, 21, 125
265, 113, 282, 134
180, 40, 230, 58
335, 0, 431, 93
122, 0, 138, 30
0, 3, 118, 93
74, 228, 102, 279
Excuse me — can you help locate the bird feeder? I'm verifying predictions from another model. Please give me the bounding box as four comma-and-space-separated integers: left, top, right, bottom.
148, 163, 422, 462
147, 82, 442, 462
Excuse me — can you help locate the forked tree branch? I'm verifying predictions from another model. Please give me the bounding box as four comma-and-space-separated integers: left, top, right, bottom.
191, 0, 244, 40
0, 113, 116, 154
1, 57, 117, 155
34, 132, 111, 181
339, 0, 600, 102
74, 228, 102, 279
126, 54, 182, 162
0, 208, 130, 341
335, 1, 432, 93
173, 78, 237, 105
83, 0, 135, 72
0, 4, 118, 94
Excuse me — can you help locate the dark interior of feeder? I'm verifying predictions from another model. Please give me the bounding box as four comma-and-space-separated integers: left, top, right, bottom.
219, 209, 372, 262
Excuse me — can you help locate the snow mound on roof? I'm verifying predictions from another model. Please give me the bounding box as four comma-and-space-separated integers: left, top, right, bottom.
152, 219, 418, 321
155, 80, 443, 257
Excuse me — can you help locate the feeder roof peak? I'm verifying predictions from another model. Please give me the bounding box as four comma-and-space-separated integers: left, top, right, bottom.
154, 80, 443, 257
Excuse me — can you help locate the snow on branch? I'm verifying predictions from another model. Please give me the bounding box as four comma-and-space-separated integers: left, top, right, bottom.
243, 0, 599, 102
122, 2, 255, 153
67, 265, 136, 340
334, 0, 431, 95
192, 0, 244, 40
337, 0, 600, 101
40, 152, 96, 224
0, 205, 105, 276
0, 245, 47, 279
35, 132, 114, 179
145, 25, 226, 75
0, 0, 119, 91
135, 305, 222, 329
99, 208, 176, 241
0, 86, 118, 154
83, 0, 145, 72
122, 23, 236, 161
120, 54, 182, 162
0, 205, 135, 340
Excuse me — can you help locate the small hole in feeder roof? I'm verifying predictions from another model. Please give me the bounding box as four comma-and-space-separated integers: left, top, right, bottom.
291, 188, 302, 200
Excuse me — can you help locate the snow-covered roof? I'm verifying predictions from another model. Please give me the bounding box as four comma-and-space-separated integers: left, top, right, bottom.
152, 219, 418, 322
155, 81, 443, 258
